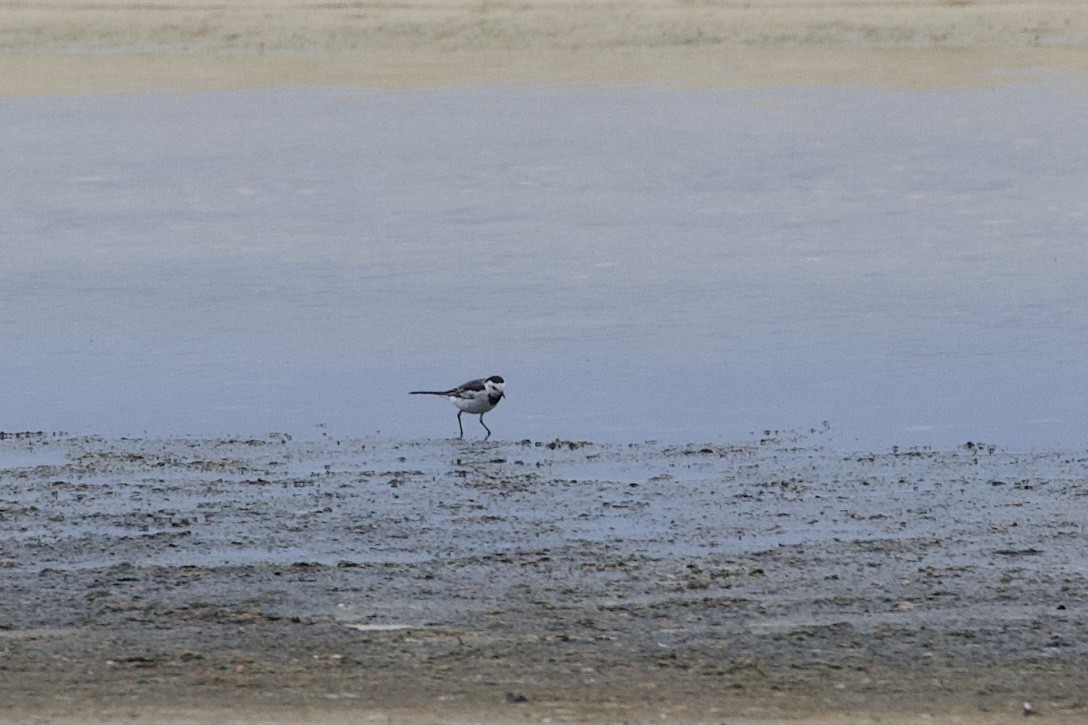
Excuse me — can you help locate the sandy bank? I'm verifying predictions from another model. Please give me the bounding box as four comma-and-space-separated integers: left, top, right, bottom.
2, 0, 1088, 94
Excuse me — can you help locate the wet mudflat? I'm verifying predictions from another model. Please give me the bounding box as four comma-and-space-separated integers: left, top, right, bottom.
1, 431, 1086, 724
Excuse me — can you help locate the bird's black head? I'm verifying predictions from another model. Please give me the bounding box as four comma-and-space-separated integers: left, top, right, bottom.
485, 375, 506, 400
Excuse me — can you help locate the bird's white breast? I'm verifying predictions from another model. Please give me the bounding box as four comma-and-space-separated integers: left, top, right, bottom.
448, 390, 496, 414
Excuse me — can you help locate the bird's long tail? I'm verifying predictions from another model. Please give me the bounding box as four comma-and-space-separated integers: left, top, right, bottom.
409, 391, 447, 396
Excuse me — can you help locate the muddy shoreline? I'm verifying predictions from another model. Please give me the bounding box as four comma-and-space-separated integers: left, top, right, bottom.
2, 431, 1086, 723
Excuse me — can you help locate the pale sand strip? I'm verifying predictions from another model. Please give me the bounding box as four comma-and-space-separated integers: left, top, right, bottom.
2, 0, 1087, 94
4, 46, 1088, 96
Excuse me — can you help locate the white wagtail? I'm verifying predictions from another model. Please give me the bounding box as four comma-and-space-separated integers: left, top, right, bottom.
410, 375, 506, 439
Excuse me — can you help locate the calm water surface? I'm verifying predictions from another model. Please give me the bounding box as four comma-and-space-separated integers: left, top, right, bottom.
2, 84, 1086, 448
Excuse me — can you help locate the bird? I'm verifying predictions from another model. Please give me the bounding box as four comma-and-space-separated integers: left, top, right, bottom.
410, 375, 506, 440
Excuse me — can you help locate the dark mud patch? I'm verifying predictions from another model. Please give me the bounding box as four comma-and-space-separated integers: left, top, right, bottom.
2, 432, 1087, 723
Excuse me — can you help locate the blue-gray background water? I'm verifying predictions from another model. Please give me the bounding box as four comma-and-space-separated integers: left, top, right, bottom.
3, 83, 1086, 447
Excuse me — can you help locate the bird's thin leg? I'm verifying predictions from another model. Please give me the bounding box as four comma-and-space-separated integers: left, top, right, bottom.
479, 414, 491, 440
457, 411, 465, 439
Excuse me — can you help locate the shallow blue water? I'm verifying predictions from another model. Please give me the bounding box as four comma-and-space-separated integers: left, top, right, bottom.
2, 84, 1086, 447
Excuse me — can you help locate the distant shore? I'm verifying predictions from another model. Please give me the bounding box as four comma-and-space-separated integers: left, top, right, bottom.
2, 0, 1088, 95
